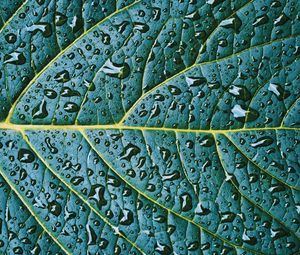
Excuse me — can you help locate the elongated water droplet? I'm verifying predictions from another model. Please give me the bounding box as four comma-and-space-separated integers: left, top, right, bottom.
253, 14, 269, 27
250, 136, 274, 148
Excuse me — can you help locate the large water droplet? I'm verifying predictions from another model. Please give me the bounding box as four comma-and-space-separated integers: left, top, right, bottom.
18, 149, 35, 163
119, 143, 140, 161
101, 59, 130, 79
268, 83, 290, 101
180, 193, 193, 212
4, 52, 26, 65
48, 200, 62, 216
250, 136, 274, 148
229, 85, 251, 101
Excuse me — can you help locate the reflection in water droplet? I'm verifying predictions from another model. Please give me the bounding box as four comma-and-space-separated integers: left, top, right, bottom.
70, 15, 83, 33
155, 242, 173, 255
274, 13, 289, 26
242, 230, 258, 245
5, 33, 17, 43
162, 171, 180, 181
45, 137, 58, 154
133, 22, 149, 33
86, 224, 97, 245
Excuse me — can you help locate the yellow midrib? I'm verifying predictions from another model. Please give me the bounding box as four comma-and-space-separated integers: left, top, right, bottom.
0, 122, 298, 133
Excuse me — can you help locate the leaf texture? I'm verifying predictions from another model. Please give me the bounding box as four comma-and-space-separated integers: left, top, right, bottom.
0, 0, 299, 254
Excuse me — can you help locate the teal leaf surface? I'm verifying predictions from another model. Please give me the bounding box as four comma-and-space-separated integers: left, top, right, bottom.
0, 0, 299, 254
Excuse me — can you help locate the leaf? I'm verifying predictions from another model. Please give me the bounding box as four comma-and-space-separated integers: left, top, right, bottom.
0, 0, 299, 254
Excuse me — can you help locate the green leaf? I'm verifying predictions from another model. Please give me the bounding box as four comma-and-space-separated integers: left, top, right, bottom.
0, 0, 299, 254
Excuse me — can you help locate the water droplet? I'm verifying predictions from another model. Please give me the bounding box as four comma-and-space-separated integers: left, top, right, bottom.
5, 33, 17, 43
231, 104, 259, 122
229, 85, 251, 101
64, 102, 79, 113
271, 228, 288, 240
55, 12, 67, 26
199, 135, 214, 147
268, 83, 290, 101
119, 143, 140, 161
162, 171, 180, 181
180, 193, 193, 212
101, 59, 130, 79
18, 149, 35, 163
61, 87, 81, 97
86, 225, 97, 245
48, 200, 62, 216
242, 231, 258, 245
71, 176, 84, 186
274, 13, 289, 26
119, 209, 134, 225
168, 85, 182, 95
186, 76, 207, 86
253, 14, 269, 27
250, 136, 274, 148
159, 147, 171, 161
70, 15, 83, 33
32, 99, 48, 119
4, 52, 26, 65
155, 242, 173, 255
220, 212, 236, 223
220, 15, 242, 33
54, 70, 70, 83
133, 22, 149, 33
88, 184, 107, 209
269, 184, 286, 193
45, 137, 58, 154
44, 89, 57, 99
27, 22, 52, 37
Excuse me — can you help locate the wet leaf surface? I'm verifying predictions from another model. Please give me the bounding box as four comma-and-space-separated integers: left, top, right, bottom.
0, 0, 299, 254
